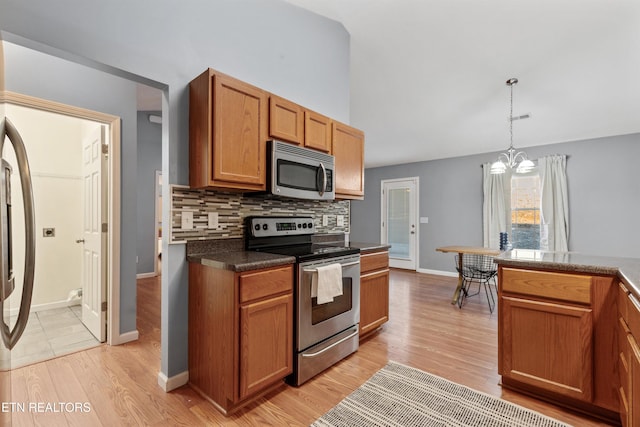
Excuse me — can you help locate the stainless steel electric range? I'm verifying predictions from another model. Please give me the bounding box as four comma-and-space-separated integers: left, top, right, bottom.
245, 216, 360, 386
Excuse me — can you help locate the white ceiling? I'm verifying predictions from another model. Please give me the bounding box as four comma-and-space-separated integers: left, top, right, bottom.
285, 0, 640, 167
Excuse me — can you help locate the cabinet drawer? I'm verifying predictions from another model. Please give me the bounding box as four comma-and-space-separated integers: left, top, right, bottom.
627, 291, 640, 339
501, 268, 591, 304
239, 265, 293, 303
360, 251, 389, 274
619, 282, 630, 322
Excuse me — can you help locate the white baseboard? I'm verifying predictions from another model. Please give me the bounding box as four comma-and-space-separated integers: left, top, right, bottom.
9, 299, 81, 317
416, 268, 459, 278
111, 330, 139, 345
136, 272, 157, 279
158, 370, 189, 392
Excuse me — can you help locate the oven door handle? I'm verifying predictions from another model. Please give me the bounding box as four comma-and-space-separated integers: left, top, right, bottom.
302, 260, 359, 273
301, 329, 359, 358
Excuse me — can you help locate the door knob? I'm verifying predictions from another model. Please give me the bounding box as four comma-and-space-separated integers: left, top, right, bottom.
75, 239, 85, 243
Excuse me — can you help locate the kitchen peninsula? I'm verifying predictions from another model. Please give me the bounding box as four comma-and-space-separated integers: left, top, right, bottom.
495, 250, 640, 425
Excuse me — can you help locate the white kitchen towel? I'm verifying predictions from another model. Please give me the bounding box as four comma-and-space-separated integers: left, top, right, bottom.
311, 263, 343, 304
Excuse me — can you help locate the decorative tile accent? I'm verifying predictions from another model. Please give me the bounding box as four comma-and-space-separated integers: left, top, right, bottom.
170, 186, 350, 243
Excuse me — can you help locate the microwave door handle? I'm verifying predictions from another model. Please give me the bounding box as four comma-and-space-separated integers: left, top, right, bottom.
318, 162, 327, 196
0, 118, 36, 350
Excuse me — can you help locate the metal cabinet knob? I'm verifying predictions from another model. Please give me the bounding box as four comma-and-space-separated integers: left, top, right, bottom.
75, 239, 85, 243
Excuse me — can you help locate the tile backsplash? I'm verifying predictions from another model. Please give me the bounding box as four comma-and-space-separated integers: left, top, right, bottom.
170, 186, 350, 243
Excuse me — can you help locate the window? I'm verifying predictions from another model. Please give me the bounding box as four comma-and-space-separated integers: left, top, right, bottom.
511, 173, 541, 249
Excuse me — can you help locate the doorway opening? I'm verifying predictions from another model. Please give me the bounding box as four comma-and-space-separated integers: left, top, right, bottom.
381, 177, 419, 270
3, 99, 117, 368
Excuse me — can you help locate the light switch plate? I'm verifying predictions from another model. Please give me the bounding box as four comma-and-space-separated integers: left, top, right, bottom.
208, 212, 219, 229
336, 215, 345, 227
322, 215, 329, 226
181, 211, 194, 230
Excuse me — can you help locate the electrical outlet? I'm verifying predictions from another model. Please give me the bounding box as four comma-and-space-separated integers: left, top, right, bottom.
208, 212, 219, 229
336, 215, 345, 227
181, 211, 194, 230
322, 215, 329, 226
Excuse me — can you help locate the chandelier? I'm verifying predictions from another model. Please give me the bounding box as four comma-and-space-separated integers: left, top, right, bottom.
490, 78, 535, 174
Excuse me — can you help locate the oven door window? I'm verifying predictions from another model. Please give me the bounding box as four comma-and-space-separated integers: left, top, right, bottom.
311, 278, 352, 325
277, 159, 332, 192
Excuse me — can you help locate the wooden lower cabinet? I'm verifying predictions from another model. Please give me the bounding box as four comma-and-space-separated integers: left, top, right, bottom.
498, 266, 619, 422
500, 296, 593, 401
619, 281, 640, 427
189, 263, 294, 414
359, 250, 389, 338
239, 292, 293, 399
632, 339, 640, 427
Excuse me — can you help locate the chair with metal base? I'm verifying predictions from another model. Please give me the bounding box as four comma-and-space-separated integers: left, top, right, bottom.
454, 253, 498, 313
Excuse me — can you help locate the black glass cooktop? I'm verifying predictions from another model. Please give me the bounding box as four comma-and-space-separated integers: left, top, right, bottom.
257, 244, 360, 262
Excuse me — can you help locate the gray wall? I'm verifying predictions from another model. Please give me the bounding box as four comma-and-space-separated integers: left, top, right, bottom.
0, 0, 350, 379
351, 133, 640, 273
137, 111, 162, 275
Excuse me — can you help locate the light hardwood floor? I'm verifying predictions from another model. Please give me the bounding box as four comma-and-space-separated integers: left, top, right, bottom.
9, 270, 613, 426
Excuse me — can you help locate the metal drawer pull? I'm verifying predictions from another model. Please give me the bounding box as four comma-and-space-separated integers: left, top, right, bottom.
303, 260, 359, 273
301, 329, 359, 358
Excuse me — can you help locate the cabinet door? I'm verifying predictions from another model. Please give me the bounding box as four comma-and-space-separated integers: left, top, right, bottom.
332, 121, 364, 199
213, 74, 267, 190
632, 337, 640, 427
500, 296, 593, 401
360, 269, 390, 337
239, 293, 293, 400
304, 110, 332, 153
619, 318, 631, 427
269, 95, 303, 144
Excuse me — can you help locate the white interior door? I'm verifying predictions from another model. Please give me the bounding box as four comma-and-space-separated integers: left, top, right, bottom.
81, 125, 106, 342
381, 177, 419, 270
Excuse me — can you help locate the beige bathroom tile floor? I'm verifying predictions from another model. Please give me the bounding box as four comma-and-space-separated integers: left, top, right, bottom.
8, 305, 101, 368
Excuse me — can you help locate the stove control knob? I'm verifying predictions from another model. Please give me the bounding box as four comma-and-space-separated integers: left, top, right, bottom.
254, 224, 260, 231
308, 222, 313, 229
302, 223, 307, 229
297, 223, 302, 228
262, 224, 268, 231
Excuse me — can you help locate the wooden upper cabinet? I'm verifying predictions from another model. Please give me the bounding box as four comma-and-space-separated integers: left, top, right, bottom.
189, 69, 268, 191
332, 121, 365, 199
304, 110, 332, 153
269, 95, 303, 144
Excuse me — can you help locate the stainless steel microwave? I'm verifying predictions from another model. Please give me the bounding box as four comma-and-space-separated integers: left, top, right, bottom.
270, 140, 335, 200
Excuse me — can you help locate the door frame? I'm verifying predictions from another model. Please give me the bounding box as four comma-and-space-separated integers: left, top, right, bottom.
380, 177, 420, 270
1, 90, 122, 345
154, 169, 161, 276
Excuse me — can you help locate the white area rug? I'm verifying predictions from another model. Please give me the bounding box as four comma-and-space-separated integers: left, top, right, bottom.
311, 362, 572, 427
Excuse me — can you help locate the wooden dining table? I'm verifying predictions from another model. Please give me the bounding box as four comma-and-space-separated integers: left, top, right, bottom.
436, 246, 501, 305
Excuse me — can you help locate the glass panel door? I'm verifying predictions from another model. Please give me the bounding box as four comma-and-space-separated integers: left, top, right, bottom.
381, 178, 418, 270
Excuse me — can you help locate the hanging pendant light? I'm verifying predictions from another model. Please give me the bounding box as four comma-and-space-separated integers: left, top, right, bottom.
490, 78, 534, 174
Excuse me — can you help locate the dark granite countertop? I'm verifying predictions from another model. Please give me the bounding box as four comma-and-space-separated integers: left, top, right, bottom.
495, 249, 640, 298
187, 251, 295, 272
348, 242, 391, 253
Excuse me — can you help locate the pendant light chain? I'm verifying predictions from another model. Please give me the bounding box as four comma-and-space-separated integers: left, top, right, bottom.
509, 80, 514, 149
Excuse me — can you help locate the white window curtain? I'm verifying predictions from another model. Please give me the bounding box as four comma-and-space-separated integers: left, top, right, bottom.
482, 163, 510, 249
538, 155, 569, 251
